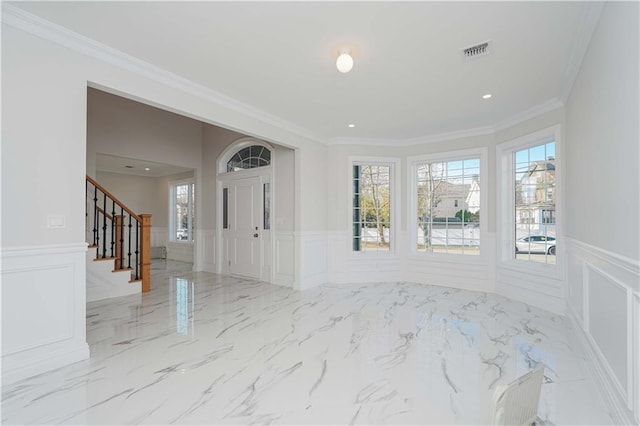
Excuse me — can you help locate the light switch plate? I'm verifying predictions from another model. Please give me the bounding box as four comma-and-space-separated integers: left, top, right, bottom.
47, 215, 66, 229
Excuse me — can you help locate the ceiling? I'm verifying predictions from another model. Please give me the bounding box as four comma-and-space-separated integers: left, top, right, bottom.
96, 154, 193, 178
9, 1, 602, 143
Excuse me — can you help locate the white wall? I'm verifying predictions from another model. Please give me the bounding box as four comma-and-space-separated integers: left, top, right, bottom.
87, 87, 203, 177
94, 172, 163, 221
273, 145, 296, 286
564, 3, 639, 424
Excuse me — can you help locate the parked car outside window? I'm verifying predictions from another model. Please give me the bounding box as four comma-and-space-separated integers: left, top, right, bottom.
515, 236, 556, 255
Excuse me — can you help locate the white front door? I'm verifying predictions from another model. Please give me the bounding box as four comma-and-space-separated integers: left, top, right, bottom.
224, 176, 262, 279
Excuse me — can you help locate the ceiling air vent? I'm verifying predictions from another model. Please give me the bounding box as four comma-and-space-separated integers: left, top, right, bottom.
461, 40, 493, 61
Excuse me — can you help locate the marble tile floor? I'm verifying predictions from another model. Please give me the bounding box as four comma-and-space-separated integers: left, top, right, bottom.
2, 263, 613, 425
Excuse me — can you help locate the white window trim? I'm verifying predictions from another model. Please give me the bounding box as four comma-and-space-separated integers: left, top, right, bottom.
408, 147, 488, 263
496, 124, 562, 278
169, 178, 195, 244
348, 156, 400, 257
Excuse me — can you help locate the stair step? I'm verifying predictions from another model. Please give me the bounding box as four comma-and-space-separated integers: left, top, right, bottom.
129, 278, 142, 284
94, 257, 117, 262
88, 244, 98, 249
112, 267, 133, 273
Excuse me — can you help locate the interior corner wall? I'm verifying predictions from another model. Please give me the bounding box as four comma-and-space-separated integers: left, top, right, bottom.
325, 134, 498, 293
1, 18, 326, 382
272, 145, 296, 287
563, 2, 639, 424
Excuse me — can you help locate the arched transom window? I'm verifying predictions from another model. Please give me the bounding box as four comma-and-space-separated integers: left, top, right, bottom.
226, 145, 271, 172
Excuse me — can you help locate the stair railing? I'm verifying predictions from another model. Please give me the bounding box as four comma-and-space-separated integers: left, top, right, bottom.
86, 175, 152, 292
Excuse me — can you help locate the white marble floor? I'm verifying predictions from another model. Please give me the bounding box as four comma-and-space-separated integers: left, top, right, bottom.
2, 262, 613, 425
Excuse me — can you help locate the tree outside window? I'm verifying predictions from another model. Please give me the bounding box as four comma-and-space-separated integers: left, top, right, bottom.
353, 164, 391, 252
416, 158, 480, 255
171, 181, 195, 242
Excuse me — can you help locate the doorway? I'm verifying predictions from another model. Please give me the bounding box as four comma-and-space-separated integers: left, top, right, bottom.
223, 176, 264, 278
218, 140, 273, 281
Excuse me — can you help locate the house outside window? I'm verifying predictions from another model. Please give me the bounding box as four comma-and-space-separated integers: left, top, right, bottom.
514, 141, 556, 264
170, 180, 195, 242
413, 155, 481, 255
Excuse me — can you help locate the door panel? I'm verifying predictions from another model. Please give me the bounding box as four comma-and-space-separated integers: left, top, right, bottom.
225, 176, 261, 279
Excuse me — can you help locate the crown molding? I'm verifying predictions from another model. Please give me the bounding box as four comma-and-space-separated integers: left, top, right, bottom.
558, 2, 605, 103
492, 98, 564, 133
327, 125, 494, 147
1, 4, 328, 146
329, 98, 564, 147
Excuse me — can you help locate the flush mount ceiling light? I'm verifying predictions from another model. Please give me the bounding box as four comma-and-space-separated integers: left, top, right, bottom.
336, 49, 354, 73
482, 93, 492, 99
348, 124, 355, 128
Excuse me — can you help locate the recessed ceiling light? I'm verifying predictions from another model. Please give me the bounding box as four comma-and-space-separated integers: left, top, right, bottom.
144, 167, 150, 171
348, 124, 355, 128
482, 94, 492, 99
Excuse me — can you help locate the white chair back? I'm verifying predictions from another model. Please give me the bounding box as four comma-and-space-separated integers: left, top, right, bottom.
489, 365, 545, 426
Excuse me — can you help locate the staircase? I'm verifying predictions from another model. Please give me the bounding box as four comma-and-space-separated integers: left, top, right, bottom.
86, 175, 152, 302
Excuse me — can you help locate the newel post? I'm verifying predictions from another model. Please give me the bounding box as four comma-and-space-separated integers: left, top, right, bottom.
140, 214, 152, 293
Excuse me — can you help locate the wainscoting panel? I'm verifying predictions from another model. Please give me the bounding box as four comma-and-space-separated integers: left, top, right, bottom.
151, 227, 168, 248
327, 230, 495, 294
3, 264, 74, 354
196, 229, 216, 273
566, 248, 584, 321
587, 264, 629, 397
298, 231, 326, 290
566, 237, 639, 425
1, 244, 90, 384
495, 267, 564, 315
406, 257, 492, 293
166, 241, 194, 263
274, 232, 294, 287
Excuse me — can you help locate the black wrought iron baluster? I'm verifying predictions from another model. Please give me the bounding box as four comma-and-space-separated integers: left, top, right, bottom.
110, 200, 116, 258
127, 215, 132, 269
102, 193, 107, 259
93, 185, 99, 258
135, 220, 139, 280
119, 206, 124, 271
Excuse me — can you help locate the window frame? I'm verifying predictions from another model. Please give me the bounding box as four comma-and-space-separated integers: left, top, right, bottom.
169, 178, 195, 244
348, 156, 400, 256
226, 145, 271, 172
408, 147, 488, 261
496, 124, 562, 277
